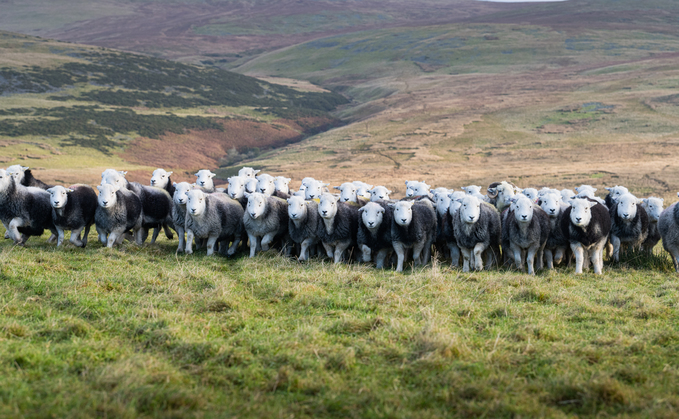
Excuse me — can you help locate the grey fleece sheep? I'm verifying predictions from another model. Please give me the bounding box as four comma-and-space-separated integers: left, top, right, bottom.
151, 168, 176, 197
243, 192, 289, 258
641, 197, 663, 254
7, 165, 52, 189
390, 200, 437, 272
357, 201, 394, 269
560, 198, 611, 274
171, 182, 193, 253
609, 193, 649, 262
317, 193, 360, 263
503, 195, 550, 275
185, 189, 244, 256
453, 195, 501, 272
47, 185, 98, 247
538, 193, 570, 269
658, 196, 679, 271
95, 183, 143, 248
0, 169, 57, 245
287, 195, 320, 261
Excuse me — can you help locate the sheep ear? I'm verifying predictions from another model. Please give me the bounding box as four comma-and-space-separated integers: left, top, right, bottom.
46, 187, 55, 194
660, 198, 664, 203
358, 207, 364, 213
209, 172, 216, 178
167, 171, 173, 176
333, 186, 340, 190
66, 188, 75, 193
323, 183, 330, 187
605, 187, 611, 191
387, 202, 395, 208
96, 185, 103, 192
378, 207, 385, 214
119, 171, 127, 176
386, 189, 392, 194
21, 166, 29, 171
173, 182, 177, 187
194, 172, 199, 177
637, 199, 643, 205
286, 198, 291, 203
253, 170, 260, 174
244, 192, 252, 198
588, 201, 597, 208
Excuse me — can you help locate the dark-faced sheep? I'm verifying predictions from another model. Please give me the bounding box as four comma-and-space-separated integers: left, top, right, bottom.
560, 198, 611, 274
47, 185, 97, 247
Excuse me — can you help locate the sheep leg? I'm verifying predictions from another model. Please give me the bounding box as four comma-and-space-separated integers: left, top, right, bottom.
334, 240, 351, 264
583, 248, 591, 271
176, 226, 185, 253
150, 226, 161, 244
56, 227, 66, 247
393, 241, 406, 272
2, 220, 9, 239
412, 241, 426, 266
536, 242, 546, 270
8, 217, 28, 244
261, 232, 276, 251
526, 245, 539, 275
448, 242, 460, 268
544, 248, 554, 269
610, 235, 621, 262
163, 223, 174, 240
460, 247, 472, 273
248, 233, 259, 258
375, 248, 389, 269
81, 224, 91, 247
300, 239, 315, 261
69, 227, 85, 247
322, 242, 334, 259
226, 237, 240, 256
185, 229, 195, 254
571, 242, 585, 274
206, 235, 218, 256
510, 243, 524, 272
107, 227, 126, 248
554, 247, 565, 266
361, 245, 372, 264
96, 225, 107, 245
473, 242, 487, 271
593, 237, 607, 275
669, 247, 679, 272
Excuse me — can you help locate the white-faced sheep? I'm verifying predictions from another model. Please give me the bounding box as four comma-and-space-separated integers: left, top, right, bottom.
538, 192, 570, 268
95, 183, 143, 248
0, 169, 57, 245
561, 189, 576, 202
171, 182, 193, 253
358, 201, 394, 268
522, 188, 539, 202
488, 181, 517, 212
609, 193, 648, 262
184, 189, 244, 256
256, 174, 276, 196
503, 195, 550, 275
604, 185, 629, 208
389, 200, 437, 272
560, 198, 611, 274
641, 197, 663, 253
353, 181, 373, 200
238, 167, 260, 179
243, 192, 289, 258
370, 186, 392, 202
150, 168, 176, 197
305, 179, 328, 200
287, 195, 320, 261
443, 191, 466, 267
406, 181, 431, 198
194, 169, 217, 192
47, 185, 97, 247
334, 182, 368, 205
244, 178, 258, 194
434, 192, 453, 261
274, 176, 291, 195
659, 194, 679, 271
453, 195, 501, 272
227, 176, 248, 208
574, 185, 606, 205
6, 165, 51, 189
317, 193, 359, 263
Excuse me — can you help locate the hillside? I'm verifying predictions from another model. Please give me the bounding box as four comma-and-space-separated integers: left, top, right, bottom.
0, 31, 347, 185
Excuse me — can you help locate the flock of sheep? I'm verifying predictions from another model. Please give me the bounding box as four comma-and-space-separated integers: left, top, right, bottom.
2, 164, 679, 275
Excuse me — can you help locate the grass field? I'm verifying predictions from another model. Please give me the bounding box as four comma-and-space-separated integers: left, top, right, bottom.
2, 227, 679, 417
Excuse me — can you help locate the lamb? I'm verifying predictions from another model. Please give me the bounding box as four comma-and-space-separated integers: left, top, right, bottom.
609, 193, 648, 262
195, 169, 216, 192
317, 193, 359, 263
641, 197, 663, 253
6, 165, 51, 189
0, 169, 57, 245
227, 176, 249, 208
95, 183, 143, 248
238, 167, 260, 179
453, 195, 501, 272
274, 176, 291, 195
357, 201, 394, 268
390, 200, 437, 272
184, 189, 244, 256
334, 182, 368, 205
604, 185, 629, 208
150, 168, 176, 197
287, 195, 320, 261
243, 192, 289, 258
47, 185, 97, 247
370, 186, 392, 202
538, 192, 570, 268
560, 198, 611, 274
171, 182, 193, 253
503, 195, 550, 275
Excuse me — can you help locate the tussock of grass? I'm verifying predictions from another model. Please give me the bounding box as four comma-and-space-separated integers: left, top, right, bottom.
2, 231, 679, 417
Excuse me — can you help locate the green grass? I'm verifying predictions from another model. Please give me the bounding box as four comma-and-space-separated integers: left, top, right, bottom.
2, 228, 679, 417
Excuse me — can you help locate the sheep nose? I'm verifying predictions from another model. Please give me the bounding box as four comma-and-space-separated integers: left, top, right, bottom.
54, 201, 59, 205
102, 201, 108, 206
369, 221, 374, 226
151, 180, 156, 185
469, 215, 474, 221
576, 217, 582, 222
401, 218, 407, 223
623, 213, 629, 218
522, 215, 527, 220
250, 212, 256, 217
260, 188, 266, 193
322, 210, 328, 215
550, 209, 555, 214
200, 181, 205, 185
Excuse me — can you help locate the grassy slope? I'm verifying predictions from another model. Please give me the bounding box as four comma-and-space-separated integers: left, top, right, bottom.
2, 229, 679, 418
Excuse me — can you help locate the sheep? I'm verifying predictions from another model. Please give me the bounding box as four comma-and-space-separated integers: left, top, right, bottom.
434, 192, 453, 260
561, 189, 576, 202
453, 195, 501, 272
522, 188, 539, 202
6, 165, 51, 189
406, 181, 431, 198
171, 182, 193, 253
641, 197, 663, 253
488, 181, 517, 212
305, 179, 328, 200
227, 176, 249, 208
334, 182, 368, 205
47, 185, 97, 247
538, 192, 570, 268
390, 200, 437, 272
431, 187, 452, 200
461, 185, 482, 196
538, 187, 561, 198
317, 193, 359, 263
274, 176, 291, 195
238, 167, 260, 179
604, 185, 629, 208
0, 169, 57, 245
503, 195, 550, 275
353, 181, 373, 200
256, 174, 276, 196
560, 198, 611, 274
194, 169, 216, 192
244, 178, 258, 194
150, 168, 176, 197
287, 195, 320, 261
443, 191, 466, 267
659, 194, 679, 271
95, 183, 143, 248
609, 193, 648, 262
357, 201, 394, 268
243, 192, 289, 258
184, 189, 244, 256
100, 169, 173, 244
370, 186, 392, 202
